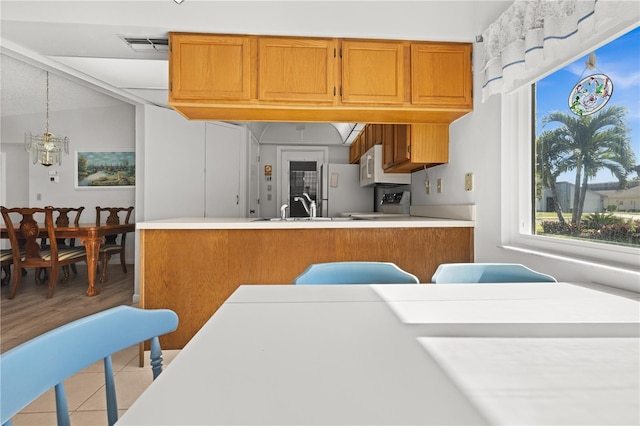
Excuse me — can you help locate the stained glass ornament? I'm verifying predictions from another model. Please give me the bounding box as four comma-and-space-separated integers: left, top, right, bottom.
568, 74, 613, 116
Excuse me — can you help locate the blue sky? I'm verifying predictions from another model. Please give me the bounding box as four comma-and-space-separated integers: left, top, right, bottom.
536, 26, 640, 184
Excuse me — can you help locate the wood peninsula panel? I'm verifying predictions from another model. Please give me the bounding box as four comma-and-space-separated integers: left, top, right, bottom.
141, 226, 473, 349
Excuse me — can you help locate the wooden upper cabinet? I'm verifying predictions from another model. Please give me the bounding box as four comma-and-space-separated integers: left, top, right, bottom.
341, 40, 407, 105
382, 125, 396, 170
411, 42, 472, 108
349, 133, 362, 164
258, 37, 338, 104
383, 124, 449, 172
168, 33, 473, 123
169, 33, 254, 101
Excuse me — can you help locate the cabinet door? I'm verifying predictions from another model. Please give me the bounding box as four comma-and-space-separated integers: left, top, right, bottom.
394, 124, 411, 166
382, 125, 396, 170
258, 37, 337, 104
341, 40, 406, 105
349, 134, 362, 164
411, 42, 472, 108
169, 33, 254, 101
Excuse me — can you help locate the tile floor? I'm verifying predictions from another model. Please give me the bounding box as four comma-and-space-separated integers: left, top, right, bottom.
10, 346, 181, 426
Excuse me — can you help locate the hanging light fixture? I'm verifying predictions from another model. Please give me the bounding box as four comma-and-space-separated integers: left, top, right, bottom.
25, 72, 69, 167
568, 52, 614, 116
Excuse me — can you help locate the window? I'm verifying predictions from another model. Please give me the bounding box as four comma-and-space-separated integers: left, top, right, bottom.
533, 27, 640, 250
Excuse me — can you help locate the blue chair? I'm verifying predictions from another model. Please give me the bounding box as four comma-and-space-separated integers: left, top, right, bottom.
0, 306, 179, 426
431, 263, 557, 284
293, 261, 420, 284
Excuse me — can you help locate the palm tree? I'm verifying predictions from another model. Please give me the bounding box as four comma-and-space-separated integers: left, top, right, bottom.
542, 106, 634, 226
536, 130, 574, 224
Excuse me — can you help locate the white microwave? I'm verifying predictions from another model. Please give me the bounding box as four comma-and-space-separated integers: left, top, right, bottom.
359, 145, 411, 187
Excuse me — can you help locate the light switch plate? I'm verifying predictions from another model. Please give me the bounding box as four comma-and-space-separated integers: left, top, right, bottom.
437, 178, 443, 193
465, 173, 473, 191
425, 180, 430, 194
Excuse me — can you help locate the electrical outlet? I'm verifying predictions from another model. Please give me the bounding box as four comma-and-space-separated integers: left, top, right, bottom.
437, 178, 443, 193
465, 173, 473, 191
425, 180, 431, 194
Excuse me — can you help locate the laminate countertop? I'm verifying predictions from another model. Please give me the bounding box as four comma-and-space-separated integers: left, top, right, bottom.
136, 215, 474, 230
137, 205, 476, 230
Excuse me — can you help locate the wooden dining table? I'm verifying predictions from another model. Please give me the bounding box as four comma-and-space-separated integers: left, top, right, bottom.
1, 222, 135, 296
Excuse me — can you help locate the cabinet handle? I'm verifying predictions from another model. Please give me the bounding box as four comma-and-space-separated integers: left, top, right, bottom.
236, 195, 239, 205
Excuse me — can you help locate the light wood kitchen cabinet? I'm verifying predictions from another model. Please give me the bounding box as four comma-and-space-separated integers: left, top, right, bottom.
383, 124, 449, 172
382, 124, 396, 170
258, 37, 338, 104
168, 33, 472, 123
349, 133, 363, 164
364, 124, 384, 151
169, 33, 255, 102
341, 40, 407, 105
411, 42, 472, 109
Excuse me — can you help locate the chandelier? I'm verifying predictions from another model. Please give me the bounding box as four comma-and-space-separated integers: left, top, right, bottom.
25, 72, 69, 167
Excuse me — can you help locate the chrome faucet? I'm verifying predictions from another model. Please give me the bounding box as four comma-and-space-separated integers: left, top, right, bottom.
294, 193, 317, 218
280, 203, 289, 220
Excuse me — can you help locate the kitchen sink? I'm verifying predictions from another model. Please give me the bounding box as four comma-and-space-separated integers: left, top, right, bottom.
252, 217, 362, 222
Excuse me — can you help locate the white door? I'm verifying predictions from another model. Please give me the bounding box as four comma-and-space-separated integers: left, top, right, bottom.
277, 147, 328, 217
205, 122, 246, 217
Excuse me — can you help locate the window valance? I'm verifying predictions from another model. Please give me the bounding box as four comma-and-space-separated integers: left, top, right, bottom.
480, 0, 640, 102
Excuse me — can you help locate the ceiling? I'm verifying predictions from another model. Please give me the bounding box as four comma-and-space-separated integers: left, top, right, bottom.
0, 1, 511, 144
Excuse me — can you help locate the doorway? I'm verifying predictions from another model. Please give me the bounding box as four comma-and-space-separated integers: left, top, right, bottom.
276, 147, 328, 218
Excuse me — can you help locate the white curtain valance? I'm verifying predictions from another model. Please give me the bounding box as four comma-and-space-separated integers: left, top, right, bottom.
480, 0, 640, 102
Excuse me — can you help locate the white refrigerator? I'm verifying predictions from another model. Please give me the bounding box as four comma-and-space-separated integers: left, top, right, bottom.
320, 164, 374, 217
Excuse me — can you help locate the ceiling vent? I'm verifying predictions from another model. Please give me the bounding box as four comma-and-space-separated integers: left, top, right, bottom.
119, 36, 169, 53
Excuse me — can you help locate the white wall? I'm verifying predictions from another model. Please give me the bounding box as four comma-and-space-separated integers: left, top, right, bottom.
141, 105, 205, 221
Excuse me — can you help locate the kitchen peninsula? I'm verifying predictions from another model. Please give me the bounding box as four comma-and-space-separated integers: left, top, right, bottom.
138, 211, 474, 348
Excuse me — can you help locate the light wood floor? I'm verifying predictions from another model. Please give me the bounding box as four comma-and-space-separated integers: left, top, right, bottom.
1, 264, 135, 353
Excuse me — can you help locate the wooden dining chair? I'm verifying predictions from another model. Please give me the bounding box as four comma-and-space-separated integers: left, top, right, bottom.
0, 206, 13, 287
0, 305, 179, 426
0, 207, 87, 299
39, 206, 85, 280
1, 249, 12, 287
431, 263, 557, 283
95, 206, 134, 283
293, 261, 420, 284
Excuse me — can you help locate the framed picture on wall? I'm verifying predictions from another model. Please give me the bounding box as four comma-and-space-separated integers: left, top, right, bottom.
75, 150, 135, 189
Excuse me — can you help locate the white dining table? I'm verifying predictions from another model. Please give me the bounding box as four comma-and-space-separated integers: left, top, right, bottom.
117, 283, 640, 426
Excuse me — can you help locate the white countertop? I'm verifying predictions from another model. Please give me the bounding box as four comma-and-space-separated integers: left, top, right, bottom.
136, 216, 474, 230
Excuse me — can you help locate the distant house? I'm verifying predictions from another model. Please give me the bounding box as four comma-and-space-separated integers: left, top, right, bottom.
538, 182, 640, 213
538, 182, 604, 213
595, 185, 640, 212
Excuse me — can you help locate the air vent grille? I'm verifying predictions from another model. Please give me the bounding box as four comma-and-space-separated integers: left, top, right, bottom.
120, 36, 169, 53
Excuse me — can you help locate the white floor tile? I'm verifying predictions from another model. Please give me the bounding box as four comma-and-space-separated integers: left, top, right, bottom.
8, 347, 181, 426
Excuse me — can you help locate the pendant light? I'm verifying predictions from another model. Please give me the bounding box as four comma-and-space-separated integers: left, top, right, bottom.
25, 71, 69, 167
568, 52, 614, 116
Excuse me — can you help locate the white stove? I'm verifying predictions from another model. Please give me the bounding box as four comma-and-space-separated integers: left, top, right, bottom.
342, 191, 411, 219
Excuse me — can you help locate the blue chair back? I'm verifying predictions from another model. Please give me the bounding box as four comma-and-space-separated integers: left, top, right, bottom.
431, 263, 557, 283
0, 306, 179, 426
293, 261, 420, 284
